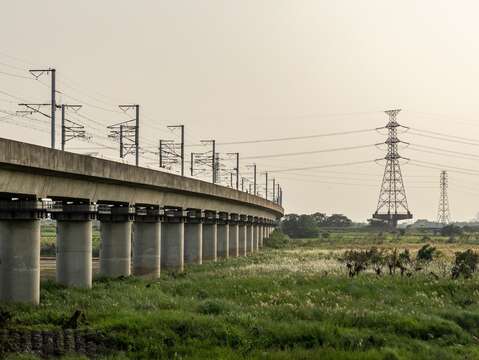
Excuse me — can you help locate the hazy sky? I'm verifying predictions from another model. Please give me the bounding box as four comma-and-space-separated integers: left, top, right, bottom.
2, 1, 479, 222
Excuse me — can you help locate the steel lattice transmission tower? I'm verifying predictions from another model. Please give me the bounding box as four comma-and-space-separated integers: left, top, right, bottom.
373, 109, 413, 229
437, 170, 451, 224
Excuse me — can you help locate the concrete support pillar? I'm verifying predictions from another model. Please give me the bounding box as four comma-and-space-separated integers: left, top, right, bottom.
161, 208, 185, 272
100, 221, 132, 277
98, 204, 134, 278
55, 204, 95, 289
184, 223, 202, 265
57, 220, 93, 288
0, 199, 44, 304
161, 221, 184, 272
217, 224, 229, 259
253, 222, 259, 252
258, 225, 264, 248
238, 223, 247, 256
0, 217, 41, 304
202, 211, 217, 261
134, 221, 161, 277
228, 220, 239, 258
202, 223, 217, 261
184, 209, 202, 265
246, 224, 254, 254
217, 212, 229, 259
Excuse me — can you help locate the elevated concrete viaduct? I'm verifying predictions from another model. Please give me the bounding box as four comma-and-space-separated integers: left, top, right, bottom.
0, 138, 283, 304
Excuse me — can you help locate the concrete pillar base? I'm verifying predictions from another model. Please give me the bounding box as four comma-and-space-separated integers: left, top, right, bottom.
253, 224, 259, 252
0, 219, 41, 304
258, 225, 264, 248
202, 223, 217, 261
238, 223, 247, 256
228, 223, 239, 257
217, 223, 229, 259
100, 221, 132, 277
56, 220, 93, 288
98, 204, 134, 278
246, 223, 254, 254
184, 222, 202, 265
161, 221, 185, 272
133, 221, 161, 277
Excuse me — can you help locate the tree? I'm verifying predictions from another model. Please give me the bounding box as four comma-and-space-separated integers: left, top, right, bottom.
440, 224, 463, 237
297, 214, 318, 237
310, 212, 327, 227
280, 214, 301, 238
324, 214, 352, 228
280, 212, 354, 237
366, 218, 389, 230
280, 213, 318, 238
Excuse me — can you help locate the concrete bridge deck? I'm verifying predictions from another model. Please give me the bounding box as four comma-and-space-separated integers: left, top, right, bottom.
0, 137, 282, 219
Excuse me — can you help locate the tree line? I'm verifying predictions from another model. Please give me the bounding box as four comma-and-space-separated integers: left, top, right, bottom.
280, 213, 353, 238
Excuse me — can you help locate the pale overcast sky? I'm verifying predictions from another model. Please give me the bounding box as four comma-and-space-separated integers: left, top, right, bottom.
1, 1, 479, 222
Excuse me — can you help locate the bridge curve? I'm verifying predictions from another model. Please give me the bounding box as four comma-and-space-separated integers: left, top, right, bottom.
0, 137, 283, 219
0, 137, 283, 305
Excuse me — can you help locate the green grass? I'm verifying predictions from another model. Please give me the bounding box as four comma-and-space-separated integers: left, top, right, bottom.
5, 231, 479, 359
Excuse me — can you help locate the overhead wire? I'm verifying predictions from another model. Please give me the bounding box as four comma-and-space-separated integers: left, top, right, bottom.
193, 128, 377, 147
241, 144, 375, 160
266, 159, 377, 174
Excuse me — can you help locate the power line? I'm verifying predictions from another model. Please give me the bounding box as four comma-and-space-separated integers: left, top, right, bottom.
407, 160, 479, 176
408, 130, 479, 147
185, 128, 376, 147
276, 171, 436, 183
266, 159, 376, 173
410, 144, 479, 159
0, 88, 40, 103
407, 146, 479, 161
241, 144, 375, 160
279, 176, 435, 189
410, 127, 479, 142
0, 69, 33, 80
0, 51, 34, 67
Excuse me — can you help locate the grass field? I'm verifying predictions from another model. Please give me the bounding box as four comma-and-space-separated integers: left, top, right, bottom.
2, 230, 479, 359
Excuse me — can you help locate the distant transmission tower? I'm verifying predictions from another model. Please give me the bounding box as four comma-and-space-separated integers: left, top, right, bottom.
373, 109, 413, 229
437, 170, 451, 224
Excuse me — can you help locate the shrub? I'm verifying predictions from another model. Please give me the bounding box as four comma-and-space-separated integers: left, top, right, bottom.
369, 247, 386, 275
417, 244, 437, 260
452, 250, 479, 279
264, 230, 290, 249
397, 249, 412, 276
385, 248, 412, 276
341, 249, 370, 277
